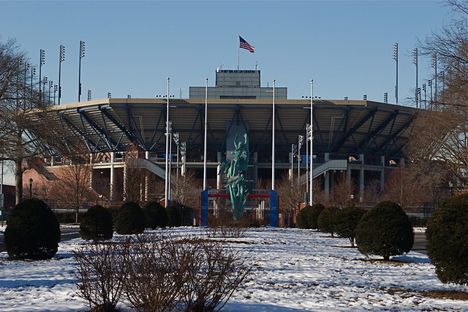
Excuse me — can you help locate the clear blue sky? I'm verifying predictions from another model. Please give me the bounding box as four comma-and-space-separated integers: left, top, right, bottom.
0, 0, 454, 107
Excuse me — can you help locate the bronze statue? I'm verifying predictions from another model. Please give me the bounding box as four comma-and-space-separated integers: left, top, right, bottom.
222, 134, 249, 221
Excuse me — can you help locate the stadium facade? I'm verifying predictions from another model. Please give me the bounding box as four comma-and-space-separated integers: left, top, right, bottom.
26, 69, 416, 215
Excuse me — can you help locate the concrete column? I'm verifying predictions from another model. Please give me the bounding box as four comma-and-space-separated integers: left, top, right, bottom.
324, 153, 330, 201
89, 154, 94, 190
359, 153, 364, 202
380, 155, 385, 192
110, 152, 115, 201
123, 163, 127, 201
253, 152, 258, 189
217, 152, 222, 190
144, 151, 149, 202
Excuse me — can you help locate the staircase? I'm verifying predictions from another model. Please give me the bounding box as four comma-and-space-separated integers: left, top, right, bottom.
298, 159, 348, 184
127, 158, 166, 180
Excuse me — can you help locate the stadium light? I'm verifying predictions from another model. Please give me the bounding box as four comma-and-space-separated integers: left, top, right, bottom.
412, 48, 419, 108
78, 41, 85, 102
392, 43, 399, 104
58, 45, 65, 104
39, 49, 45, 98
297, 135, 303, 186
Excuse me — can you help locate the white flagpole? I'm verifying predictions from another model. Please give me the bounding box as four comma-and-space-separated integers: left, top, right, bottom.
237, 45, 240, 70
164, 77, 170, 208
203, 78, 208, 190
272, 80, 276, 191
309, 80, 314, 206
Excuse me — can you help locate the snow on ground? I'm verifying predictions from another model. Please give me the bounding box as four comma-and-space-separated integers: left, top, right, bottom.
0, 227, 467, 311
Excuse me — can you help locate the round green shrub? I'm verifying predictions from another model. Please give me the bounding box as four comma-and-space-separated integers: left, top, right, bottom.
166, 204, 182, 227
296, 204, 324, 229
317, 207, 340, 236
79, 205, 113, 242
426, 194, 468, 285
335, 206, 366, 247
143, 201, 168, 229
114, 202, 145, 235
5, 198, 61, 260
356, 201, 414, 260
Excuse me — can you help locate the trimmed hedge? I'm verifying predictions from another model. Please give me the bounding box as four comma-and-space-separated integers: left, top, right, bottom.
114, 202, 145, 235
5, 198, 61, 260
335, 206, 366, 247
426, 194, 468, 285
356, 201, 413, 260
317, 207, 340, 237
80, 205, 113, 242
143, 201, 168, 229
296, 204, 325, 229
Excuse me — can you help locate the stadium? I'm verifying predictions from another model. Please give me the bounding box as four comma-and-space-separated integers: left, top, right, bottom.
24, 69, 416, 225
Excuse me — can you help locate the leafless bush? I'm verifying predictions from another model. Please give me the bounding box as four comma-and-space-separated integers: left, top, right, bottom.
207, 210, 247, 238
73, 242, 126, 312
74, 234, 251, 312
178, 238, 251, 312
121, 234, 188, 312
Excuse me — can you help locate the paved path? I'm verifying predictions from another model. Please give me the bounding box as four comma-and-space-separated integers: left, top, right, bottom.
412, 232, 427, 254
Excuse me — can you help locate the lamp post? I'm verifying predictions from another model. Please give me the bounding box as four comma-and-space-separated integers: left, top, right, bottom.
309, 80, 314, 206
271, 80, 276, 191
48, 80, 53, 104
180, 141, 186, 177
29, 178, 33, 199
432, 53, 438, 103
53, 84, 58, 105
297, 135, 303, 186
173, 132, 180, 186
42, 76, 48, 103
58, 45, 65, 104
164, 78, 170, 208
305, 124, 310, 193
78, 41, 85, 102
290, 144, 296, 184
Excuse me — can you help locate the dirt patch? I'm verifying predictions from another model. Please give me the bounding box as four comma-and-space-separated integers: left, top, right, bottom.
420, 290, 468, 301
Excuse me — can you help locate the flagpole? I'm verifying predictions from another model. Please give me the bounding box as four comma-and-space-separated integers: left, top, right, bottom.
237, 45, 240, 70
203, 78, 208, 190
309, 80, 314, 206
271, 79, 276, 191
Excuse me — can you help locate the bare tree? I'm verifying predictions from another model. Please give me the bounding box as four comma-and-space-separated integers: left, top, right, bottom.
276, 176, 303, 227
49, 161, 95, 223
172, 170, 201, 209
410, 0, 468, 190
0, 39, 83, 204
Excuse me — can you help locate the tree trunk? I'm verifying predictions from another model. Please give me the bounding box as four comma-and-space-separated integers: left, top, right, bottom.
15, 158, 23, 205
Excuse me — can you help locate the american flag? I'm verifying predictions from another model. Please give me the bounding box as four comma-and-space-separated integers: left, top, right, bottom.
239, 36, 255, 53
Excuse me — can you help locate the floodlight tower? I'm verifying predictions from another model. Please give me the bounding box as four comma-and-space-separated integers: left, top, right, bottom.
392, 43, 398, 104
78, 41, 85, 102
432, 53, 438, 103
39, 49, 45, 99
58, 45, 65, 104
412, 48, 419, 108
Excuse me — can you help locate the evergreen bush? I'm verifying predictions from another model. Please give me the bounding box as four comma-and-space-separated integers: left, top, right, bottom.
5, 198, 61, 260
335, 206, 366, 247
317, 206, 340, 237
356, 201, 413, 260
114, 202, 145, 235
143, 201, 168, 229
80, 205, 113, 242
296, 204, 324, 229
426, 194, 468, 285
166, 204, 181, 227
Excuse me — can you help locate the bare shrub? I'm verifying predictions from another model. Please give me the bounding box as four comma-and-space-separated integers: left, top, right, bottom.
73, 242, 126, 312
121, 234, 188, 312
74, 234, 251, 312
178, 238, 251, 312
207, 209, 247, 238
